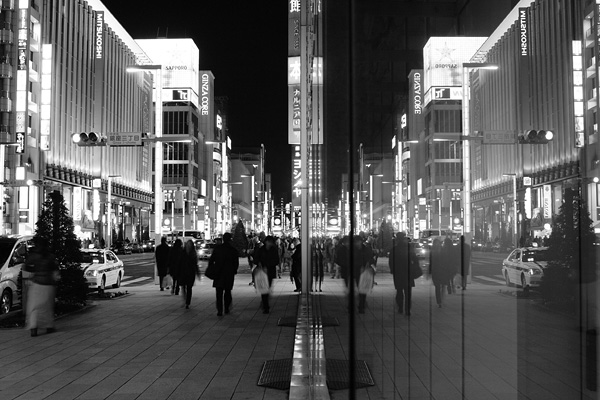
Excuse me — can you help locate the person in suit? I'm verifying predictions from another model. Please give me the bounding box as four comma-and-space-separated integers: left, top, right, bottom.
167, 239, 184, 295
209, 233, 239, 316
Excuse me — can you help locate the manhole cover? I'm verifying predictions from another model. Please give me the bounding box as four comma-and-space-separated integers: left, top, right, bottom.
257, 359, 292, 390
326, 359, 375, 390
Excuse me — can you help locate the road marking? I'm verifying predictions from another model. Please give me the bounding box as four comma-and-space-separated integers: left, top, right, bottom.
474, 275, 505, 285
120, 277, 153, 286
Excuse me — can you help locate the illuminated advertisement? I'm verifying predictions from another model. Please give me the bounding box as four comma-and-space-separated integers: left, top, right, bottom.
407, 70, 424, 141
199, 71, 216, 141
288, 0, 301, 56
423, 36, 486, 97
572, 40, 584, 148
40, 44, 52, 151
292, 145, 301, 207
93, 11, 105, 132
289, 85, 301, 144
136, 39, 200, 108
519, 8, 529, 57
15, 7, 28, 154
95, 11, 104, 59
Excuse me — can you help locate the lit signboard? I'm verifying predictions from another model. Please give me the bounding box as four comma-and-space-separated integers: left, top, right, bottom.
519, 8, 529, 57
543, 184, 551, 219
95, 11, 104, 59
424, 86, 463, 106
423, 37, 487, 96
73, 187, 82, 222
292, 145, 301, 207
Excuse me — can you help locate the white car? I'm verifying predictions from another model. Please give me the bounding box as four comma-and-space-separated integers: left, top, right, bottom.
502, 247, 548, 288
81, 249, 124, 292
0, 235, 34, 314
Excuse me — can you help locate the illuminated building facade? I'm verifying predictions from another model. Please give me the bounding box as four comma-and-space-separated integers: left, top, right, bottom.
1, 0, 154, 242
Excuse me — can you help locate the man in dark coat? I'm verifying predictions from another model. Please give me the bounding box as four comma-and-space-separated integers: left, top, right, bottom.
389, 233, 417, 315
291, 239, 302, 292
209, 233, 239, 316
155, 236, 170, 291
255, 236, 280, 314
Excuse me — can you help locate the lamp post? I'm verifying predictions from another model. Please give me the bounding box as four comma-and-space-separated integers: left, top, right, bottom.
107, 175, 121, 248
503, 173, 518, 249
126, 64, 163, 244
461, 62, 499, 245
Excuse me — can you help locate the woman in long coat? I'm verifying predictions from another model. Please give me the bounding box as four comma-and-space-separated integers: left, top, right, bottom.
179, 240, 200, 309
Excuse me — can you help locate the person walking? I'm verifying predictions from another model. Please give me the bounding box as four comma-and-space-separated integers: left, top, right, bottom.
389, 233, 418, 315
291, 239, 302, 292
313, 238, 325, 292
209, 233, 239, 316
179, 240, 200, 309
350, 235, 374, 314
168, 239, 184, 295
443, 238, 458, 294
23, 240, 59, 337
429, 238, 447, 308
155, 236, 170, 291
458, 235, 471, 290
254, 236, 280, 313
324, 237, 335, 278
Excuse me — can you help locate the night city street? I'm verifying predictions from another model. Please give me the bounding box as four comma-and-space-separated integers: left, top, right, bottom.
0, 0, 599, 399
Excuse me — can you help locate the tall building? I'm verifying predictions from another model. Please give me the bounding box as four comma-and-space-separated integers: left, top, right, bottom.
230, 145, 266, 234
0, 0, 155, 242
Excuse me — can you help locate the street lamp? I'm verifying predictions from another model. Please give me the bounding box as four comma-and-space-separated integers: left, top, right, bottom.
107, 174, 121, 247
462, 62, 499, 245
502, 173, 518, 249
126, 64, 163, 243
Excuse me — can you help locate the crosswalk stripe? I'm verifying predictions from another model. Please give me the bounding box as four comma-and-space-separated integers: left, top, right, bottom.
474, 275, 505, 285
120, 277, 153, 286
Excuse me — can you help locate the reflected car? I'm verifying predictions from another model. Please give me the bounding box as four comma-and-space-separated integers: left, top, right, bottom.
130, 243, 144, 253
197, 242, 216, 260
0, 235, 34, 314
409, 241, 429, 259
81, 249, 125, 292
502, 247, 548, 289
142, 240, 155, 252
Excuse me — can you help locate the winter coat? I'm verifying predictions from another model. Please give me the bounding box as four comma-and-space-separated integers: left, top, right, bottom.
255, 245, 280, 281
209, 242, 239, 290
155, 243, 170, 275
167, 246, 185, 278
179, 249, 199, 286
389, 240, 416, 289
429, 244, 453, 285
291, 244, 302, 276
342, 244, 373, 286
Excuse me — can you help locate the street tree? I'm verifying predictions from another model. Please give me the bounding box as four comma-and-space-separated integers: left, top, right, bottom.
232, 220, 248, 256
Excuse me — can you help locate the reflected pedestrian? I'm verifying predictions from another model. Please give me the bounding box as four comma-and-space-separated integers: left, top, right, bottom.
443, 238, 458, 294
458, 235, 471, 290
209, 233, 239, 316
24, 239, 59, 337
179, 240, 200, 309
389, 233, 417, 316
168, 239, 184, 295
155, 236, 170, 291
291, 239, 302, 292
313, 238, 324, 292
429, 238, 446, 308
255, 236, 280, 313
352, 235, 374, 314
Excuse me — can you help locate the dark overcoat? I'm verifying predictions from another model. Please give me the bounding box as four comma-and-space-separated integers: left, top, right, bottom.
210, 242, 239, 290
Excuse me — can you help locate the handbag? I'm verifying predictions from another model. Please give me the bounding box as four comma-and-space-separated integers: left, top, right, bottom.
410, 260, 423, 280
253, 268, 270, 295
205, 259, 218, 280
358, 266, 375, 294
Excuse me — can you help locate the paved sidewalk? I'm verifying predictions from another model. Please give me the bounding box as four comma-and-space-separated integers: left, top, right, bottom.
319, 259, 594, 400
0, 267, 299, 400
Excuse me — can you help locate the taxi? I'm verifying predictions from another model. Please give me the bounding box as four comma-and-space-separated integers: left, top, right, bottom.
81, 249, 125, 292
502, 247, 548, 289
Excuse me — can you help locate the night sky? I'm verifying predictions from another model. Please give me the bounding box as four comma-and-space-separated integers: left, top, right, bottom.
102, 1, 291, 201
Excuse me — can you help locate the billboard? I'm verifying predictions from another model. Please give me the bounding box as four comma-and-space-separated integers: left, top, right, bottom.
199, 71, 216, 142
423, 37, 487, 95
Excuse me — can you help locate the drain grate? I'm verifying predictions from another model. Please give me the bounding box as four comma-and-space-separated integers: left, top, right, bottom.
326, 359, 375, 390
257, 359, 292, 390
277, 316, 297, 327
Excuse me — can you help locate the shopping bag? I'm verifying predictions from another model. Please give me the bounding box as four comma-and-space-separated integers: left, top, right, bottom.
253, 268, 270, 295
358, 266, 375, 294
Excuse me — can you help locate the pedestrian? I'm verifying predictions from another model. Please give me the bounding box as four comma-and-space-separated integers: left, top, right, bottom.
389, 233, 418, 315
23, 239, 59, 337
336, 236, 350, 283
254, 235, 280, 313
168, 239, 184, 295
429, 238, 447, 308
291, 239, 302, 292
155, 236, 170, 291
313, 238, 324, 292
179, 240, 200, 309
458, 235, 471, 290
208, 232, 239, 316
349, 235, 375, 314
443, 238, 458, 294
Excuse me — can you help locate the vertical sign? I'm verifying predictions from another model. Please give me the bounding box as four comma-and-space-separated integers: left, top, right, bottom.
199, 71, 215, 141
16, 6, 28, 154
572, 40, 584, 148
291, 145, 301, 207
93, 11, 105, 134
40, 44, 52, 151
73, 187, 82, 222
407, 70, 424, 141
518, 7, 531, 131
519, 8, 529, 57
543, 184, 551, 219
289, 86, 301, 144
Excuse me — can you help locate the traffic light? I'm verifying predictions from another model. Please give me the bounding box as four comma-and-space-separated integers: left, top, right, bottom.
71, 132, 105, 146
519, 130, 554, 144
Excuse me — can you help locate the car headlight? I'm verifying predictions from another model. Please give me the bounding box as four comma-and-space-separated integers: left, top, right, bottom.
85, 270, 97, 277
529, 269, 541, 275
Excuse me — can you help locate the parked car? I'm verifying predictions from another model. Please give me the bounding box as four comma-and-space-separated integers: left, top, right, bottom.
471, 239, 484, 251
142, 239, 155, 252
0, 235, 34, 314
81, 249, 125, 292
111, 241, 132, 255
197, 242, 216, 260
502, 247, 548, 289
130, 243, 144, 253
